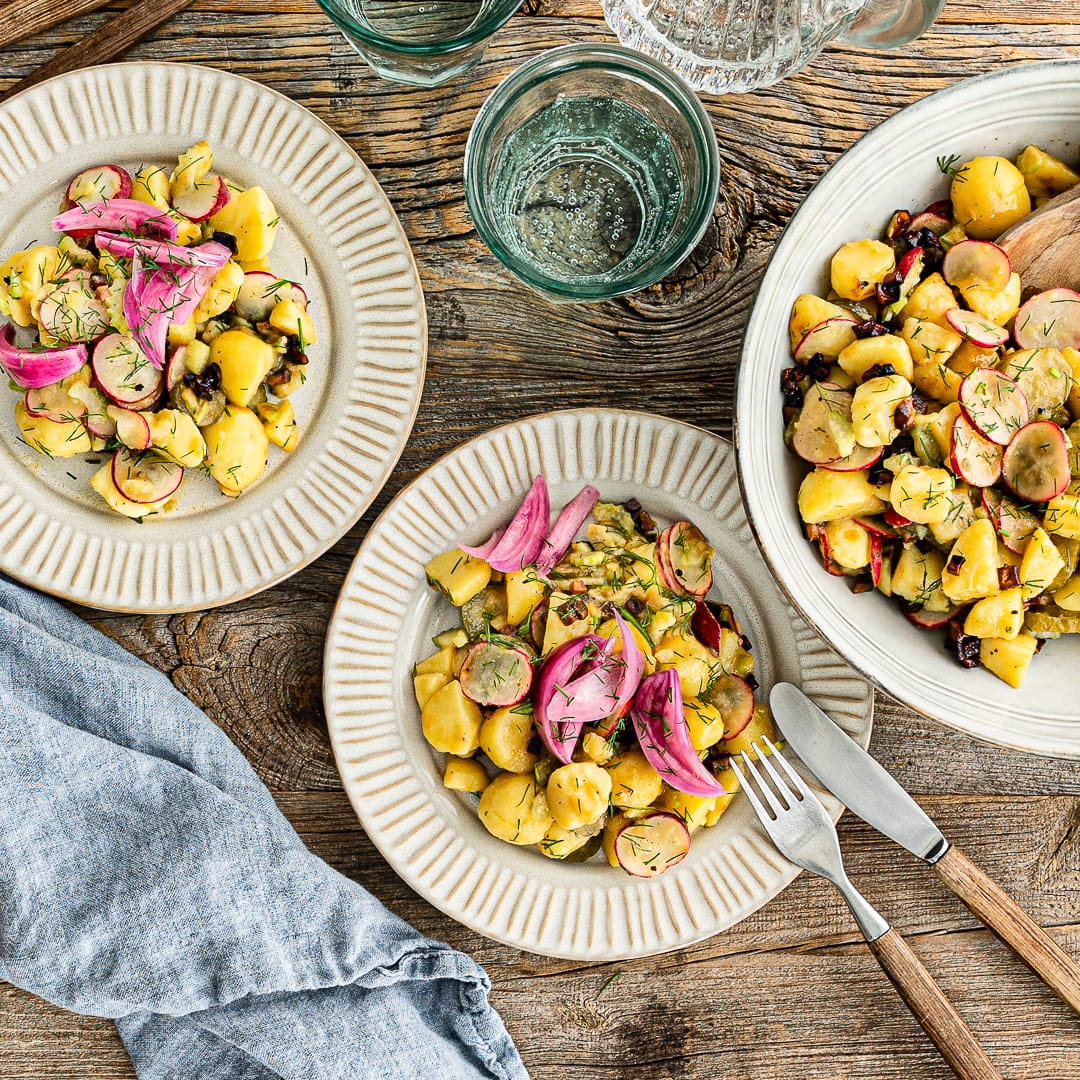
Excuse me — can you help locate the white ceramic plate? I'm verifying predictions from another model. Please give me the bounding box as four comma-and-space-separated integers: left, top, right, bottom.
324, 409, 872, 959
738, 61, 1080, 758
0, 62, 426, 612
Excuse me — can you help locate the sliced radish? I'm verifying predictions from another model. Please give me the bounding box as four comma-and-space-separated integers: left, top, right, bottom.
982, 488, 1040, 553
907, 210, 951, 236
24, 383, 87, 424
656, 521, 714, 598
1002, 421, 1071, 503
92, 333, 163, 408
67, 381, 113, 438
457, 638, 533, 707
822, 443, 883, 473
945, 309, 1009, 349
60, 164, 132, 211
690, 601, 723, 655
942, 240, 1010, 293
793, 317, 857, 363
614, 812, 691, 878
905, 606, 957, 629
792, 382, 854, 465
106, 406, 151, 451
708, 675, 755, 739
884, 507, 912, 528
171, 174, 229, 222
853, 515, 896, 539
234, 271, 309, 322
950, 412, 1002, 487
1013, 288, 1080, 351
958, 368, 1029, 446
166, 347, 188, 391
37, 278, 110, 345
111, 448, 182, 504
869, 534, 885, 587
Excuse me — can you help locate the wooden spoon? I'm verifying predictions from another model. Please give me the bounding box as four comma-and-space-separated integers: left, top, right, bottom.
998, 183, 1080, 293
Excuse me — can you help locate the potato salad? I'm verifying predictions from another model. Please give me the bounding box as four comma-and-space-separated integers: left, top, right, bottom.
414, 475, 778, 878
783, 143, 1080, 689
0, 142, 316, 519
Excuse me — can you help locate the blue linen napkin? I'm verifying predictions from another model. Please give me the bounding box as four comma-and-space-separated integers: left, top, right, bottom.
0, 576, 527, 1080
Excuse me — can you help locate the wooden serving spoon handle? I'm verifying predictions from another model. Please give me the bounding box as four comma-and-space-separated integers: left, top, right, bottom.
934, 844, 1080, 1015
997, 183, 1080, 293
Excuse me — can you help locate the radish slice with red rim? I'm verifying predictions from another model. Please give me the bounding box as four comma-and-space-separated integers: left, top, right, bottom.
853, 515, 896, 539
907, 209, 951, 236
458, 637, 534, 707
905, 606, 958, 629
950, 412, 1002, 487
107, 406, 151, 451
166, 347, 188, 391
1002, 420, 1070, 503
946, 309, 1009, 349
942, 240, 1011, 292
1013, 288, 1080, 350
707, 674, 754, 739
614, 812, 691, 878
92, 333, 162, 407
791, 382, 853, 465
171, 175, 229, 222
656, 521, 714, 598
630, 669, 727, 797
459, 474, 550, 572
60, 165, 132, 211
690, 601, 723, 655
793, 317, 856, 362
24, 383, 87, 424
111, 448, 182, 504
958, 367, 1029, 446
982, 488, 1039, 553
869, 534, 884, 588
822, 443, 883, 473
67, 381, 113, 438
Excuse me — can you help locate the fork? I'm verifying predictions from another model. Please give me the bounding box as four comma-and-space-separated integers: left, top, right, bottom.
731, 738, 1004, 1080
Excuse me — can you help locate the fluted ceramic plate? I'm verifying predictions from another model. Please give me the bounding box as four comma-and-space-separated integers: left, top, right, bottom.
738, 61, 1080, 758
0, 62, 425, 612
324, 410, 872, 959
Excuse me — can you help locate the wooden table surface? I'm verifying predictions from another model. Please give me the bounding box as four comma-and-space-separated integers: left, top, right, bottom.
2, 2, 1079, 1077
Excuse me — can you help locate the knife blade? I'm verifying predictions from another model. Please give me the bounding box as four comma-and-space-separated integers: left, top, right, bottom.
770, 680, 1080, 1016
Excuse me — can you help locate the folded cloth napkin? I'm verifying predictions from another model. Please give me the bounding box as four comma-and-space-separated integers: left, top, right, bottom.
0, 577, 527, 1080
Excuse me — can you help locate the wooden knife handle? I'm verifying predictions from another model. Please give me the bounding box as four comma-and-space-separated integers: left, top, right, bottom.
934, 844, 1080, 1015
0, 0, 110, 50
868, 928, 1003, 1080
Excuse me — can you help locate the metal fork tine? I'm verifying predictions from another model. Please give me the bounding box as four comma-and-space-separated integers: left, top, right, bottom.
760, 734, 815, 798
728, 756, 773, 822
751, 739, 799, 806
736, 750, 787, 817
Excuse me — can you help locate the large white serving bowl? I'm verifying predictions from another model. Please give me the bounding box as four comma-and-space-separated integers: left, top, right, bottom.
737, 60, 1080, 759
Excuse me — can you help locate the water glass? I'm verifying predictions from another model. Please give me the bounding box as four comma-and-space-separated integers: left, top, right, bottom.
599, 0, 947, 95
464, 44, 721, 303
315, 0, 523, 86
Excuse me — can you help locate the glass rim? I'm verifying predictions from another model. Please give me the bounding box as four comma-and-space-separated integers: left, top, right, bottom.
314, 0, 523, 55
463, 43, 721, 301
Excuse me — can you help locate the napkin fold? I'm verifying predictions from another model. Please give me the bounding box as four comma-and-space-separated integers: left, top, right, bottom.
0, 577, 527, 1080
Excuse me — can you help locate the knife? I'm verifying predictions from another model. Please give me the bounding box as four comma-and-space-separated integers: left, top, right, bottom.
771, 681, 1080, 1015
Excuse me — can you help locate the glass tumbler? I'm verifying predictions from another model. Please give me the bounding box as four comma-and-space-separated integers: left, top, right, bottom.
599, 0, 948, 95
315, 0, 524, 86
464, 44, 721, 303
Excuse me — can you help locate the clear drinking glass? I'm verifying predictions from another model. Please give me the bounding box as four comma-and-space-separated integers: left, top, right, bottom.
314, 0, 523, 86
464, 44, 721, 303
599, 0, 948, 95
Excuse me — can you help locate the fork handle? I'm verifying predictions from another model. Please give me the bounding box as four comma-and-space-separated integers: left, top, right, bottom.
868, 928, 1004, 1080
933, 844, 1080, 1015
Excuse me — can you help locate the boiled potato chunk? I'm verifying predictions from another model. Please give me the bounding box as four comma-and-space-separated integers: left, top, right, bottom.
839, 334, 914, 382
14, 399, 92, 457
830, 239, 895, 301
891, 546, 949, 611
269, 298, 317, 347
538, 822, 594, 860
132, 164, 171, 209
901, 317, 961, 368
922, 402, 962, 459
1044, 490, 1080, 541
209, 186, 280, 262
1015, 144, 1080, 200
853, 374, 913, 448
798, 468, 886, 524
211, 329, 277, 407
789, 294, 852, 352
705, 765, 740, 826
928, 487, 975, 548
146, 408, 206, 467
683, 698, 725, 751
723, 704, 777, 758
890, 464, 955, 525
478, 773, 552, 844
421, 679, 482, 756
595, 615, 656, 674
899, 272, 957, 329
201, 406, 269, 496
443, 756, 489, 793
89, 460, 172, 519
964, 588, 1024, 639
414, 644, 458, 678
942, 519, 1000, 603
951, 156, 1031, 240
192, 260, 245, 323
546, 762, 612, 830
962, 272, 1021, 326
657, 788, 716, 833
413, 672, 448, 710
1053, 576, 1080, 611
1019, 527, 1065, 599
979, 633, 1038, 688
823, 517, 871, 570
170, 140, 213, 196
505, 567, 548, 626
479, 704, 538, 774
424, 548, 491, 606
255, 400, 298, 452
605, 747, 664, 810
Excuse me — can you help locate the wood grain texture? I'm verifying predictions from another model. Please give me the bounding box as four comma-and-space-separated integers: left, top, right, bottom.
3, 0, 1080, 1077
